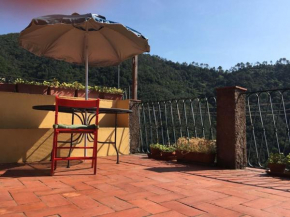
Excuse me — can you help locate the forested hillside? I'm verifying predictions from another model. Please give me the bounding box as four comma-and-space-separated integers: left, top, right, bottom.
1, 33, 290, 101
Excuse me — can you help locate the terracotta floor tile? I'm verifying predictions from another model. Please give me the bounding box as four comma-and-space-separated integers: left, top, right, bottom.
264, 206, 290, 217
68, 195, 102, 209
150, 210, 187, 217
129, 199, 169, 214
230, 204, 280, 217
209, 196, 248, 208
10, 192, 40, 205
242, 197, 282, 209
96, 196, 135, 211
99, 207, 150, 217
40, 194, 71, 207
147, 193, 186, 203
1, 155, 290, 217
161, 200, 205, 216
193, 202, 242, 217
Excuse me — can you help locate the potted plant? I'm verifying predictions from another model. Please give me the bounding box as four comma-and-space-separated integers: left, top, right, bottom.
267, 153, 287, 174
0, 78, 16, 92
160, 145, 176, 161
149, 143, 162, 159
15, 78, 49, 95
47, 79, 76, 97
176, 137, 216, 164
98, 86, 123, 100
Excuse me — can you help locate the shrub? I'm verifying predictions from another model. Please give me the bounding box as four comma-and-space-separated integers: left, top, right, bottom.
267, 153, 287, 165
176, 137, 216, 154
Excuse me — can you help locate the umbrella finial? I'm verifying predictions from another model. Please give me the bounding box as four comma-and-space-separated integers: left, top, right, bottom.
72, 12, 80, 16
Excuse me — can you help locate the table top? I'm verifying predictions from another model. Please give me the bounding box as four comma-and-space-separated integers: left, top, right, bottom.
32, 105, 132, 114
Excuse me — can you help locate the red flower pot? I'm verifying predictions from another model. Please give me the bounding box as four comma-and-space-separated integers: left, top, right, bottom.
48, 87, 76, 97
0, 83, 16, 92
161, 151, 176, 161
268, 163, 286, 174
16, 84, 48, 95
76, 90, 100, 99
178, 152, 216, 164
150, 148, 161, 159
99, 92, 123, 100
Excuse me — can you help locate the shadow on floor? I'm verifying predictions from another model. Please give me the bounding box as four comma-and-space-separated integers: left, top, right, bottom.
0, 160, 84, 178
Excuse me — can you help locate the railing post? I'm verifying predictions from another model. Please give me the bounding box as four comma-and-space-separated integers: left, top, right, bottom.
216, 86, 247, 169
129, 99, 141, 153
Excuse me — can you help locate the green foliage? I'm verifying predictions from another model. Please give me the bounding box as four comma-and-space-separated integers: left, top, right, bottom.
2, 33, 290, 101
149, 143, 176, 152
176, 137, 216, 154
267, 153, 287, 165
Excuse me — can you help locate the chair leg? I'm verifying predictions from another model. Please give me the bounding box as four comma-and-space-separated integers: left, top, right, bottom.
51, 132, 58, 176
93, 133, 98, 175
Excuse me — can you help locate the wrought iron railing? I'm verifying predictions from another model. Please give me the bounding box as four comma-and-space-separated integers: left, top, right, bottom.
136, 97, 216, 153
244, 88, 290, 168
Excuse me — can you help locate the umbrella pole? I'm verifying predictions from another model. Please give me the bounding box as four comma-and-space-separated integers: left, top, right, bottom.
84, 30, 89, 157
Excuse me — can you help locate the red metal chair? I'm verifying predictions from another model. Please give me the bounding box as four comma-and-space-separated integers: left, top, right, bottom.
51, 96, 100, 175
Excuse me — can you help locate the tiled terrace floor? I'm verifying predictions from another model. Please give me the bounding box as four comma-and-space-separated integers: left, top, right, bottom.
1, 154, 290, 217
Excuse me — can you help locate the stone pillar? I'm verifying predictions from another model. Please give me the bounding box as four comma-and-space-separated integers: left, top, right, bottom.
129, 100, 141, 154
216, 86, 247, 169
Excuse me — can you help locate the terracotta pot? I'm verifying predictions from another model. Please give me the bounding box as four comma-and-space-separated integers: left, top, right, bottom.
150, 147, 161, 159
176, 150, 189, 161
48, 87, 76, 97
161, 151, 176, 161
76, 90, 100, 99
0, 84, 16, 92
268, 163, 286, 174
16, 84, 48, 95
182, 152, 216, 164
99, 92, 123, 100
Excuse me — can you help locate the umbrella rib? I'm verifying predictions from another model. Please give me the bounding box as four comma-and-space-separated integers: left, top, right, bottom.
41, 27, 75, 56
106, 25, 147, 51
98, 30, 121, 62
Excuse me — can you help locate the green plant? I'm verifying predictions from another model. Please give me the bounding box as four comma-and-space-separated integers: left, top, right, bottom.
176, 137, 216, 154
149, 144, 176, 152
160, 145, 176, 152
93, 86, 123, 94
14, 78, 43, 86
267, 153, 287, 165
149, 143, 163, 150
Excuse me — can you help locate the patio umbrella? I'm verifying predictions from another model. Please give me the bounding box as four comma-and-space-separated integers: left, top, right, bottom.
19, 13, 150, 99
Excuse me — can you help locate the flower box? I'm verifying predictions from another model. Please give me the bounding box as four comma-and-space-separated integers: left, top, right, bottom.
99, 92, 123, 100
176, 150, 215, 164
48, 87, 76, 97
0, 84, 16, 92
16, 84, 48, 95
150, 147, 161, 159
267, 163, 286, 174
76, 90, 100, 99
160, 151, 177, 161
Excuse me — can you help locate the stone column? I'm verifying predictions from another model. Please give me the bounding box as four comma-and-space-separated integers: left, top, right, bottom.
129, 99, 141, 154
216, 86, 247, 169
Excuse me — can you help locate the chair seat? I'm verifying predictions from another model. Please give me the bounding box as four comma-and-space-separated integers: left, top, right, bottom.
53, 124, 98, 130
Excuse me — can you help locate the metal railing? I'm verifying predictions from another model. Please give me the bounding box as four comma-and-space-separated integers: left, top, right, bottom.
136, 97, 216, 153
244, 88, 290, 168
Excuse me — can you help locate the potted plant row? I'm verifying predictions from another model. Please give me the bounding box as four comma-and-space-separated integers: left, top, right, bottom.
266, 153, 290, 176
149, 144, 176, 160
0, 78, 124, 99
175, 137, 216, 164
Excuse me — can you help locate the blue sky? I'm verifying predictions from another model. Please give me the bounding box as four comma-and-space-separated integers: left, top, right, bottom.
1, 0, 290, 69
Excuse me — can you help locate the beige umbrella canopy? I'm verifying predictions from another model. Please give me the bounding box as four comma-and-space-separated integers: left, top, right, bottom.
19, 13, 150, 99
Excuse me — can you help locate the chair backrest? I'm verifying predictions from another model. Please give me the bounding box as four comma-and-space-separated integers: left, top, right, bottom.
55, 96, 100, 125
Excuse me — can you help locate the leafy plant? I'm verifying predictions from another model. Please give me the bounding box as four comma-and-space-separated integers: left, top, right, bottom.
176, 137, 216, 154
149, 143, 176, 152
160, 145, 176, 152
149, 143, 163, 150
267, 153, 287, 165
